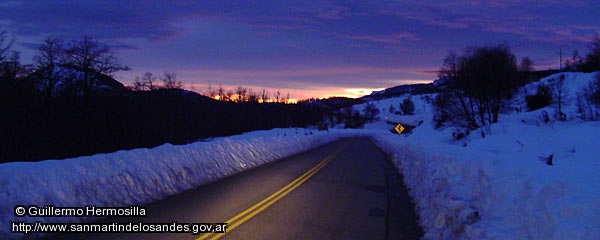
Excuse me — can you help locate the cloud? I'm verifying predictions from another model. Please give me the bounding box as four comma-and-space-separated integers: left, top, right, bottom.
3, 1, 598, 99
0, 1, 189, 41
318, 5, 352, 20
193, 66, 420, 78
378, 1, 599, 45
109, 43, 140, 51
344, 32, 420, 44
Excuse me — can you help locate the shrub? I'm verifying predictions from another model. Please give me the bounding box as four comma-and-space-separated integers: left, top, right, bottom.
525, 84, 552, 111
389, 104, 396, 114
400, 97, 415, 115
577, 72, 600, 121
436, 44, 519, 129
433, 92, 453, 129
362, 102, 380, 122
342, 106, 366, 128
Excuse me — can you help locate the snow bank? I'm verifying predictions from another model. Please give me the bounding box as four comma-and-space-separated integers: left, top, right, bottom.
369, 136, 476, 239
358, 71, 600, 239
0, 128, 349, 239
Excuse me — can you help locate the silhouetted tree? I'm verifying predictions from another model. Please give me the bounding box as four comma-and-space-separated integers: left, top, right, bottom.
1, 51, 24, 80
519, 57, 534, 72
341, 106, 364, 128
577, 73, 600, 121
564, 50, 584, 71
549, 74, 569, 121
260, 88, 269, 103
218, 84, 225, 101
207, 80, 216, 99
400, 96, 415, 115
34, 36, 65, 97
283, 92, 290, 104
525, 83, 552, 111
1, 30, 32, 82
0, 30, 11, 63
142, 72, 158, 90
132, 76, 146, 91
161, 71, 182, 89
64, 36, 129, 97
275, 90, 281, 103
0, 30, 13, 80
436, 44, 519, 129
432, 92, 453, 129
226, 90, 234, 102
582, 36, 600, 72
248, 89, 260, 103
362, 102, 379, 122
236, 86, 248, 102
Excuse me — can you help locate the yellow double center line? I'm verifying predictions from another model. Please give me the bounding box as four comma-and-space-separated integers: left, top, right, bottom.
196, 141, 350, 240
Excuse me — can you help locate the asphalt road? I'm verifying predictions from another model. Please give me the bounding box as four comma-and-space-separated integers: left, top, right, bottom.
56, 137, 423, 240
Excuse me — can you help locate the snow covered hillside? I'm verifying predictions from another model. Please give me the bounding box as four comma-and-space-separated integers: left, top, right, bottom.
2, 71, 598, 239
351, 71, 600, 239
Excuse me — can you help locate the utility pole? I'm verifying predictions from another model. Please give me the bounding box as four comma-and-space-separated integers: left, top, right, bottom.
559, 49, 562, 71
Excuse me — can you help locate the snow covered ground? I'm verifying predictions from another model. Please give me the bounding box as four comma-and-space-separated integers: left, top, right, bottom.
0, 129, 355, 239
2, 71, 599, 239
352, 71, 600, 239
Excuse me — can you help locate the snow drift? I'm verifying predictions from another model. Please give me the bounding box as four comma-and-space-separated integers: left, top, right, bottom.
0, 129, 349, 239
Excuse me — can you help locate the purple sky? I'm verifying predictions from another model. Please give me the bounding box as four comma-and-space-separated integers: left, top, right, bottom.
1, 1, 598, 99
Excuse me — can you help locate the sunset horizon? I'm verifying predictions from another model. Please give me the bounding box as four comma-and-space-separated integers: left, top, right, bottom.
3, 1, 598, 100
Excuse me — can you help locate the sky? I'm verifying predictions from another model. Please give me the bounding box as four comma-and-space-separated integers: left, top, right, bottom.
1, 1, 599, 99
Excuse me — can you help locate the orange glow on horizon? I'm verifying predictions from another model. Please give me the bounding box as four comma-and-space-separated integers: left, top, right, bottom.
118, 78, 435, 102
178, 78, 434, 101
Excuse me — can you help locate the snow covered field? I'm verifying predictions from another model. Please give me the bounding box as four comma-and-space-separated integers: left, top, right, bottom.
2, 72, 599, 239
354, 71, 600, 239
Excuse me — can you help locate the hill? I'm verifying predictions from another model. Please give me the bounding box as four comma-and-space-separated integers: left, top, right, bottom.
343, 71, 600, 239
361, 83, 437, 101
0, 69, 331, 163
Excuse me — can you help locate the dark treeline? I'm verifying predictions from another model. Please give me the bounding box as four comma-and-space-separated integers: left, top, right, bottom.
1, 85, 334, 163
0, 33, 344, 163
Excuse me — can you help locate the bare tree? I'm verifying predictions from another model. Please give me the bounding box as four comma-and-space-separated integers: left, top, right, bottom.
161, 71, 182, 89
248, 89, 260, 103
0, 30, 12, 63
260, 87, 269, 103
0, 30, 15, 80
275, 90, 281, 103
363, 102, 380, 122
2, 51, 24, 80
282, 92, 290, 104
549, 74, 569, 121
577, 73, 600, 121
141, 72, 158, 90
225, 90, 234, 102
236, 86, 247, 102
572, 50, 583, 69
218, 84, 225, 101
65, 36, 129, 97
132, 76, 147, 91
519, 57, 534, 72
34, 36, 65, 97
207, 80, 216, 98
400, 96, 415, 115
436, 45, 519, 129
583, 36, 600, 71
564, 50, 584, 71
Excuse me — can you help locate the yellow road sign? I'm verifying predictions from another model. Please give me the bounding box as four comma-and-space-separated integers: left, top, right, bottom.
394, 124, 404, 134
